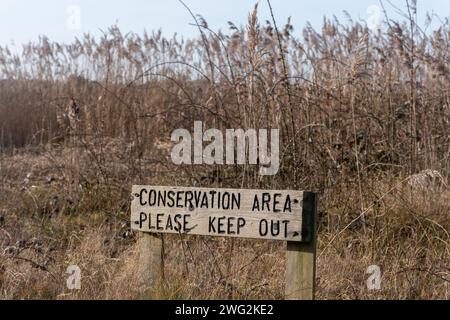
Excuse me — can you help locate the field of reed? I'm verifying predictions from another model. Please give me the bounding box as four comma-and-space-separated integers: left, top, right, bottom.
0, 1, 448, 299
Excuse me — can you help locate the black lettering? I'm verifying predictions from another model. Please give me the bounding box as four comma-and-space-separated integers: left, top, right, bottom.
232, 193, 240, 209
156, 213, 164, 230
271, 219, 280, 236
139, 188, 148, 206
217, 216, 226, 234
252, 195, 260, 211
157, 191, 166, 207
273, 193, 281, 213
227, 217, 235, 234
222, 192, 230, 210
237, 218, 246, 234
259, 219, 268, 236
208, 216, 216, 233
209, 190, 216, 208
185, 191, 193, 209
261, 193, 270, 211
183, 214, 190, 231
283, 195, 292, 212
148, 190, 157, 206
194, 191, 202, 208
167, 191, 175, 207
176, 191, 184, 208
173, 214, 182, 231
148, 213, 154, 229
139, 212, 147, 228
165, 214, 173, 230
201, 193, 209, 208
282, 220, 289, 238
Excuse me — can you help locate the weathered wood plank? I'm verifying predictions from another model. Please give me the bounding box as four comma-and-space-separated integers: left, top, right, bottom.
137, 232, 163, 297
131, 185, 305, 242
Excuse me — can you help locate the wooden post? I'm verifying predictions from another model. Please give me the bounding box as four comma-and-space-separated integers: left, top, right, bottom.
137, 232, 163, 297
285, 192, 317, 300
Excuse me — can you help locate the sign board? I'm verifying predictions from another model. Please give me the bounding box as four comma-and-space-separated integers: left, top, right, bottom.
131, 185, 315, 242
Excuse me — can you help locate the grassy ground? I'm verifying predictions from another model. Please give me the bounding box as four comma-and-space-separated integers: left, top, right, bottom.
0, 148, 448, 299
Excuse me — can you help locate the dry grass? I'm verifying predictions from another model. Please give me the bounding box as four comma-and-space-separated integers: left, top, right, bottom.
0, 1, 449, 299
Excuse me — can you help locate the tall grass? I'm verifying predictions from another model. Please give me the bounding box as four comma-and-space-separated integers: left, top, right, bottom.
1, 5, 449, 184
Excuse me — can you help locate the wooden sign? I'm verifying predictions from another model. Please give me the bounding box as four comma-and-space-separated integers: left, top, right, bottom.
132, 185, 317, 300
131, 185, 314, 242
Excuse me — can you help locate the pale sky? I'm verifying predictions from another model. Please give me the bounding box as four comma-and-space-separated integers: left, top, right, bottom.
0, 0, 449, 47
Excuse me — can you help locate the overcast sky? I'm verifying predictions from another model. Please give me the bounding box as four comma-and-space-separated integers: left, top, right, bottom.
1, 0, 449, 47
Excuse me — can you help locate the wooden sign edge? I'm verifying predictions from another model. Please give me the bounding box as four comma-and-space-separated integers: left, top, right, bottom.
301, 192, 317, 243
